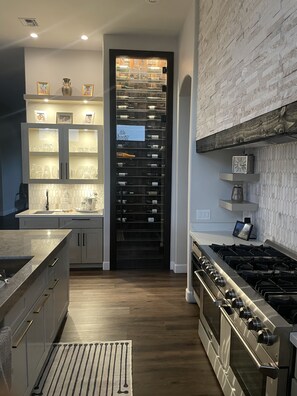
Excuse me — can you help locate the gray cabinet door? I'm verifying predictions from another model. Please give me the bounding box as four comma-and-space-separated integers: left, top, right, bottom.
82, 228, 103, 263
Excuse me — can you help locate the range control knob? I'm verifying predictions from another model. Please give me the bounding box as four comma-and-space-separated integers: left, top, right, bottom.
205, 265, 214, 274
257, 329, 277, 346
214, 276, 226, 287
239, 307, 253, 319
200, 257, 210, 266
209, 270, 219, 278
225, 289, 236, 300
247, 316, 263, 331
231, 297, 244, 309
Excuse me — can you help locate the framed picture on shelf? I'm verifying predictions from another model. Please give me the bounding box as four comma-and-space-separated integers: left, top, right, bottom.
84, 112, 95, 124
37, 81, 50, 95
82, 84, 94, 96
34, 110, 47, 123
56, 112, 73, 124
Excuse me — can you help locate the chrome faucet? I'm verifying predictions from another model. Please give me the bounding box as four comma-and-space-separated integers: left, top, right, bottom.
45, 189, 49, 211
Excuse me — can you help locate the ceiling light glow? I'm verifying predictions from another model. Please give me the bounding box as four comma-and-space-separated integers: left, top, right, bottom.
81, 35, 88, 41
30, 33, 38, 38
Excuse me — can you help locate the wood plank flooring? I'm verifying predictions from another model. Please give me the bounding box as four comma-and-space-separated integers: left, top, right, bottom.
59, 270, 223, 396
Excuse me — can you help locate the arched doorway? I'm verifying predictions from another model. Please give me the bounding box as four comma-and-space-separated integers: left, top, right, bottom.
174, 75, 191, 272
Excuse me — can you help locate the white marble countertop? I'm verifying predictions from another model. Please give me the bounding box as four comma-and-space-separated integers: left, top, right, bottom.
0, 229, 71, 321
16, 209, 104, 218
190, 230, 262, 246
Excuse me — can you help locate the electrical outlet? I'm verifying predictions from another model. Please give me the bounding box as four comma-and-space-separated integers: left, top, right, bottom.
196, 209, 211, 220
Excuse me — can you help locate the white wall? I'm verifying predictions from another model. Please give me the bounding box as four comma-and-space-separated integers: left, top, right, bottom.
103, 34, 178, 270
25, 48, 102, 96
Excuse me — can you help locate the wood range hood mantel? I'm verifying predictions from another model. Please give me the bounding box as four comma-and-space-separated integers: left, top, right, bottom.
196, 101, 297, 153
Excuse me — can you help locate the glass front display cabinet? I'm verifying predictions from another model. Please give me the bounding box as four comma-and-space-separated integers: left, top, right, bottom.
21, 124, 103, 183
110, 50, 173, 269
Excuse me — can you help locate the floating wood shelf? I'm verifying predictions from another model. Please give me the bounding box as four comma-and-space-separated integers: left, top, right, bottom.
219, 200, 258, 212
219, 173, 260, 182
24, 94, 103, 103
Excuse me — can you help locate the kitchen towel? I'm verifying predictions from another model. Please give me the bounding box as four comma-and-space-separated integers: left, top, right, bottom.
0, 326, 12, 395
32, 341, 133, 396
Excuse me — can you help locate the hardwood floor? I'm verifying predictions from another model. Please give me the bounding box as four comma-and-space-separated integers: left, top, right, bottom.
59, 270, 223, 396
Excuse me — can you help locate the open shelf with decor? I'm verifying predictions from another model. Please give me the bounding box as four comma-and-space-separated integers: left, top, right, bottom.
219, 172, 259, 212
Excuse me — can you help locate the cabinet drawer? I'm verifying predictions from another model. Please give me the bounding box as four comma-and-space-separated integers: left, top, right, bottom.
19, 217, 59, 229
60, 217, 103, 229
4, 271, 46, 332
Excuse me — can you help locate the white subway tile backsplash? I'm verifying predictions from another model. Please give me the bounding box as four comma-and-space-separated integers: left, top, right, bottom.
28, 184, 104, 211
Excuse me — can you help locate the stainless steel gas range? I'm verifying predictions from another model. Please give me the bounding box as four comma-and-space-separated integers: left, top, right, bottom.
191, 239, 297, 396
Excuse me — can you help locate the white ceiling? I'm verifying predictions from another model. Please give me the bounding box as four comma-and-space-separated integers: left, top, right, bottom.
0, 0, 193, 51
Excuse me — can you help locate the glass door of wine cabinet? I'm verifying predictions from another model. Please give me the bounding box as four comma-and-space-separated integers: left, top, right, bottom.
110, 50, 173, 269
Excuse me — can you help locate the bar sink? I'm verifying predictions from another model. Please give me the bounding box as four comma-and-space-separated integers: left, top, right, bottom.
0, 256, 33, 278
34, 210, 55, 214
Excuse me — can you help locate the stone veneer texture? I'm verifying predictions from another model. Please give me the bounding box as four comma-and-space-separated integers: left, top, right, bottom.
197, 0, 297, 139
246, 142, 297, 251
29, 184, 104, 211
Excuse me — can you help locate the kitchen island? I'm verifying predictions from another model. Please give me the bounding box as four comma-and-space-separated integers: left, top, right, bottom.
0, 229, 71, 396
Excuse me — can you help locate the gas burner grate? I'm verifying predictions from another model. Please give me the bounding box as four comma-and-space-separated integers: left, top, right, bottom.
266, 294, 297, 324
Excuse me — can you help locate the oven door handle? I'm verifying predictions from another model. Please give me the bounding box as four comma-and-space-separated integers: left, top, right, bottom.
219, 306, 279, 379
194, 270, 223, 306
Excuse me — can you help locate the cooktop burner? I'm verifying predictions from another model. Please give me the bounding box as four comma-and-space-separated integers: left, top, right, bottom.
210, 243, 286, 259
209, 243, 297, 324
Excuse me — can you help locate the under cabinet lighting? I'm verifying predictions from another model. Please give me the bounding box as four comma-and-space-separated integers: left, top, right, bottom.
81, 35, 88, 41
30, 32, 38, 38
44, 99, 49, 102
83, 100, 88, 104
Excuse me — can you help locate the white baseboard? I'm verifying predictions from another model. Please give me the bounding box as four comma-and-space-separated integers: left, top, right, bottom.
103, 261, 110, 270
170, 261, 187, 273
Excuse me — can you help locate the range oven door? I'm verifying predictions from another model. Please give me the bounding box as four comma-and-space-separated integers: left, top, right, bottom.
191, 252, 201, 305
195, 269, 221, 354
220, 307, 286, 396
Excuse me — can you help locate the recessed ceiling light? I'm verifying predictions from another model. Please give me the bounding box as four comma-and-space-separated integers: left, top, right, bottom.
30, 33, 38, 38
81, 35, 88, 41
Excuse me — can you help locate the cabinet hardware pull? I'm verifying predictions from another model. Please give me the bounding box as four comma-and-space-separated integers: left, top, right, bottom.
66, 162, 69, 179
49, 279, 60, 290
33, 294, 50, 313
78, 233, 80, 246
49, 257, 59, 268
60, 163, 63, 179
72, 218, 91, 221
12, 320, 34, 348
83, 233, 85, 246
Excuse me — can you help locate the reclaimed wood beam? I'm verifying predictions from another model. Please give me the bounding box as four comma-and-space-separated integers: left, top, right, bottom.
196, 101, 297, 153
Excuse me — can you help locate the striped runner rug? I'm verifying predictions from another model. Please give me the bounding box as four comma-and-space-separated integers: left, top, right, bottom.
32, 341, 133, 396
